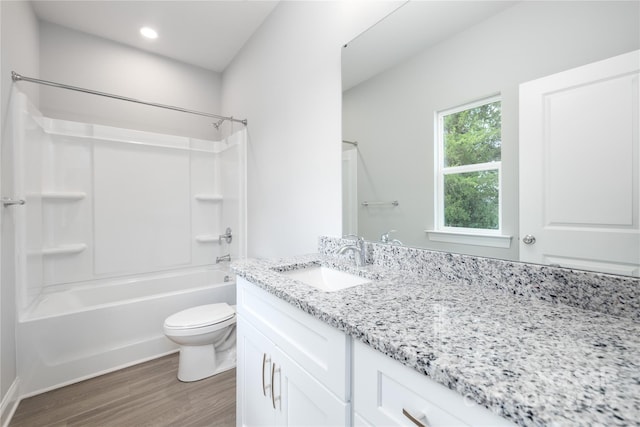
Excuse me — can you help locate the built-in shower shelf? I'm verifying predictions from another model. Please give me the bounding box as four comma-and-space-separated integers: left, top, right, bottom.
41, 192, 86, 201
194, 194, 223, 202
42, 243, 87, 256
195, 235, 222, 243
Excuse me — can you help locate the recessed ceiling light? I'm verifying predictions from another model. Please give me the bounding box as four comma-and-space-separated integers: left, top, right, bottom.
140, 27, 158, 39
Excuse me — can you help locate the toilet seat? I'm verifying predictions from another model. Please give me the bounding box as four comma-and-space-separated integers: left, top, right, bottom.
164, 303, 235, 335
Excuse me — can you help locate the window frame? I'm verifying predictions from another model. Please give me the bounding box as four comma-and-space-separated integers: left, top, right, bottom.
434, 95, 503, 236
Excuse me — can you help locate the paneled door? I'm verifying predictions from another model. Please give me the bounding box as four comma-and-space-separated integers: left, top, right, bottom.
237, 316, 276, 426
519, 50, 640, 276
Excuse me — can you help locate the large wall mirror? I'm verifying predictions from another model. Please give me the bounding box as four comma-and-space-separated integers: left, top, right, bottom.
342, 1, 640, 276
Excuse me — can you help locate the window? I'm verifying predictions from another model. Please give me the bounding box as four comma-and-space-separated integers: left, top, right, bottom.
435, 96, 502, 234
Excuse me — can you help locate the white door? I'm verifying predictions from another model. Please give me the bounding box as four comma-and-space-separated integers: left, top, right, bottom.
519, 50, 640, 276
237, 316, 277, 426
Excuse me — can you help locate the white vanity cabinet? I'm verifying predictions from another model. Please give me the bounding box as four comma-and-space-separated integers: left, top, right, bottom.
237, 277, 351, 427
353, 341, 516, 427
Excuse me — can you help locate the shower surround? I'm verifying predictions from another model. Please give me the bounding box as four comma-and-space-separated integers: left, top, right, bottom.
8, 90, 246, 396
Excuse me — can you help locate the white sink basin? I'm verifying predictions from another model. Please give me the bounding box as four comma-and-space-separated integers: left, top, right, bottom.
280, 266, 371, 292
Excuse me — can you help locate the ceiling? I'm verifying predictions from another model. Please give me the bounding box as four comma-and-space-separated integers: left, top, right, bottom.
342, 1, 518, 90
31, 0, 280, 73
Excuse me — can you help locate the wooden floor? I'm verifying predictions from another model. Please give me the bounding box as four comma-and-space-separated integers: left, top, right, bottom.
10, 353, 236, 427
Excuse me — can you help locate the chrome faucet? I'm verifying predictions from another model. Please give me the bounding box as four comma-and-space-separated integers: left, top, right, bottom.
380, 230, 403, 245
336, 236, 367, 266
216, 254, 231, 263
219, 227, 233, 244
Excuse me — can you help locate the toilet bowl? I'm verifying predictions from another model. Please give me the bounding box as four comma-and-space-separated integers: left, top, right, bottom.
163, 303, 237, 382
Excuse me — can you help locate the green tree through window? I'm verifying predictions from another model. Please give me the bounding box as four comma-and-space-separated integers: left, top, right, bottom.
437, 99, 501, 231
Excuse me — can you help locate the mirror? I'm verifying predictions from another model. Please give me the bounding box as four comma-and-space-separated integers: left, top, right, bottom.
342, 1, 640, 276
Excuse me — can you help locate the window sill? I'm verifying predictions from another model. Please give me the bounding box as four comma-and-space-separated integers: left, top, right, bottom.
425, 230, 512, 249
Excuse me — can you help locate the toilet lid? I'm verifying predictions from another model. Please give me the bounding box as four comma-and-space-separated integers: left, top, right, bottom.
164, 303, 235, 329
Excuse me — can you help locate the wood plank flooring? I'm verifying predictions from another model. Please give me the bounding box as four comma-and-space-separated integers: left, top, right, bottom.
10, 353, 236, 427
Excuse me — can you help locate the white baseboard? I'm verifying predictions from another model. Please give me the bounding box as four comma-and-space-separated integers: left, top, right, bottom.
1, 378, 20, 427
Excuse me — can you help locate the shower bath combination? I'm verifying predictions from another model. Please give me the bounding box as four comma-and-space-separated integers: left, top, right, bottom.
6, 75, 247, 396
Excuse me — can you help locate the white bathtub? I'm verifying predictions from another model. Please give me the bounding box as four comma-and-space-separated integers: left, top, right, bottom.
17, 267, 236, 397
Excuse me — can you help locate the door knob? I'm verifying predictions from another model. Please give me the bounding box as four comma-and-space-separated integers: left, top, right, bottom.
522, 234, 536, 245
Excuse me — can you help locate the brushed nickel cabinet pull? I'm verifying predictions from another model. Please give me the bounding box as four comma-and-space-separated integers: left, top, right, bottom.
271, 363, 281, 410
402, 408, 429, 427
262, 353, 271, 396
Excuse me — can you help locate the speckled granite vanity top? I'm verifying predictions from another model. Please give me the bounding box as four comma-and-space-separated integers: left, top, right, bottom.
231, 252, 640, 427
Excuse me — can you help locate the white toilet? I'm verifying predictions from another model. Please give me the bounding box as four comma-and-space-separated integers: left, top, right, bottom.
163, 303, 237, 382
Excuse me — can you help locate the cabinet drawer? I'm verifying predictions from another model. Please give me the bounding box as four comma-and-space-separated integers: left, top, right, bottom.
354, 340, 515, 427
237, 277, 350, 400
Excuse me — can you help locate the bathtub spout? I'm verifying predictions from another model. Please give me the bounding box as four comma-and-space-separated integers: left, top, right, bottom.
216, 254, 231, 263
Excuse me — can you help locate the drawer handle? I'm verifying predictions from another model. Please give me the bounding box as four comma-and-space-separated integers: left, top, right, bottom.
402, 408, 430, 427
271, 362, 281, 410
262, 353, 271, 396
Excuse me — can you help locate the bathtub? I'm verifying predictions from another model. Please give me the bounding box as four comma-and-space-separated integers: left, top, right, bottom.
17, 267, 236, 397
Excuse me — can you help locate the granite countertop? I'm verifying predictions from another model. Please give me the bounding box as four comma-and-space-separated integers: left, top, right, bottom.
231, 254, 640, 427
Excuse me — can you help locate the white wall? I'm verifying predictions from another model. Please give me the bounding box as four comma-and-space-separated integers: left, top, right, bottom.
38, 21, 223, 141
0, 0, 39, 421
221, 1, 403, 258
343, 0, 640, 260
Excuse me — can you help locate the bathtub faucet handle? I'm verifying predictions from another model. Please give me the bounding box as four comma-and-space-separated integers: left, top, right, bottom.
219, 227, 232, 244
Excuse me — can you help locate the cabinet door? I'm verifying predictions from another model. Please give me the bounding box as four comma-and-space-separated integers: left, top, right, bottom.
354, 412, 373, 426
273, 346, 350, 427
237, 315, 276, 427
237, 277, 350, 400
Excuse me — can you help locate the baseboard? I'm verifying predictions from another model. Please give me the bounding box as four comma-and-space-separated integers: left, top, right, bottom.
0, 378, 20, 427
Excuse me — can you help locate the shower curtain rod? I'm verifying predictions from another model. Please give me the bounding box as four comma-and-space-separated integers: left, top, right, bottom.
11, 71, 247, 126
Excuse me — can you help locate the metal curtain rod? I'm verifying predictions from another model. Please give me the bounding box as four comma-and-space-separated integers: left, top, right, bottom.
11, 71, 247, 126
342, 139, 358, 146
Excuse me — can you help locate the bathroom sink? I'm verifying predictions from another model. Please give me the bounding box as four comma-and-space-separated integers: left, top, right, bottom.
280, 266, 371, 292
